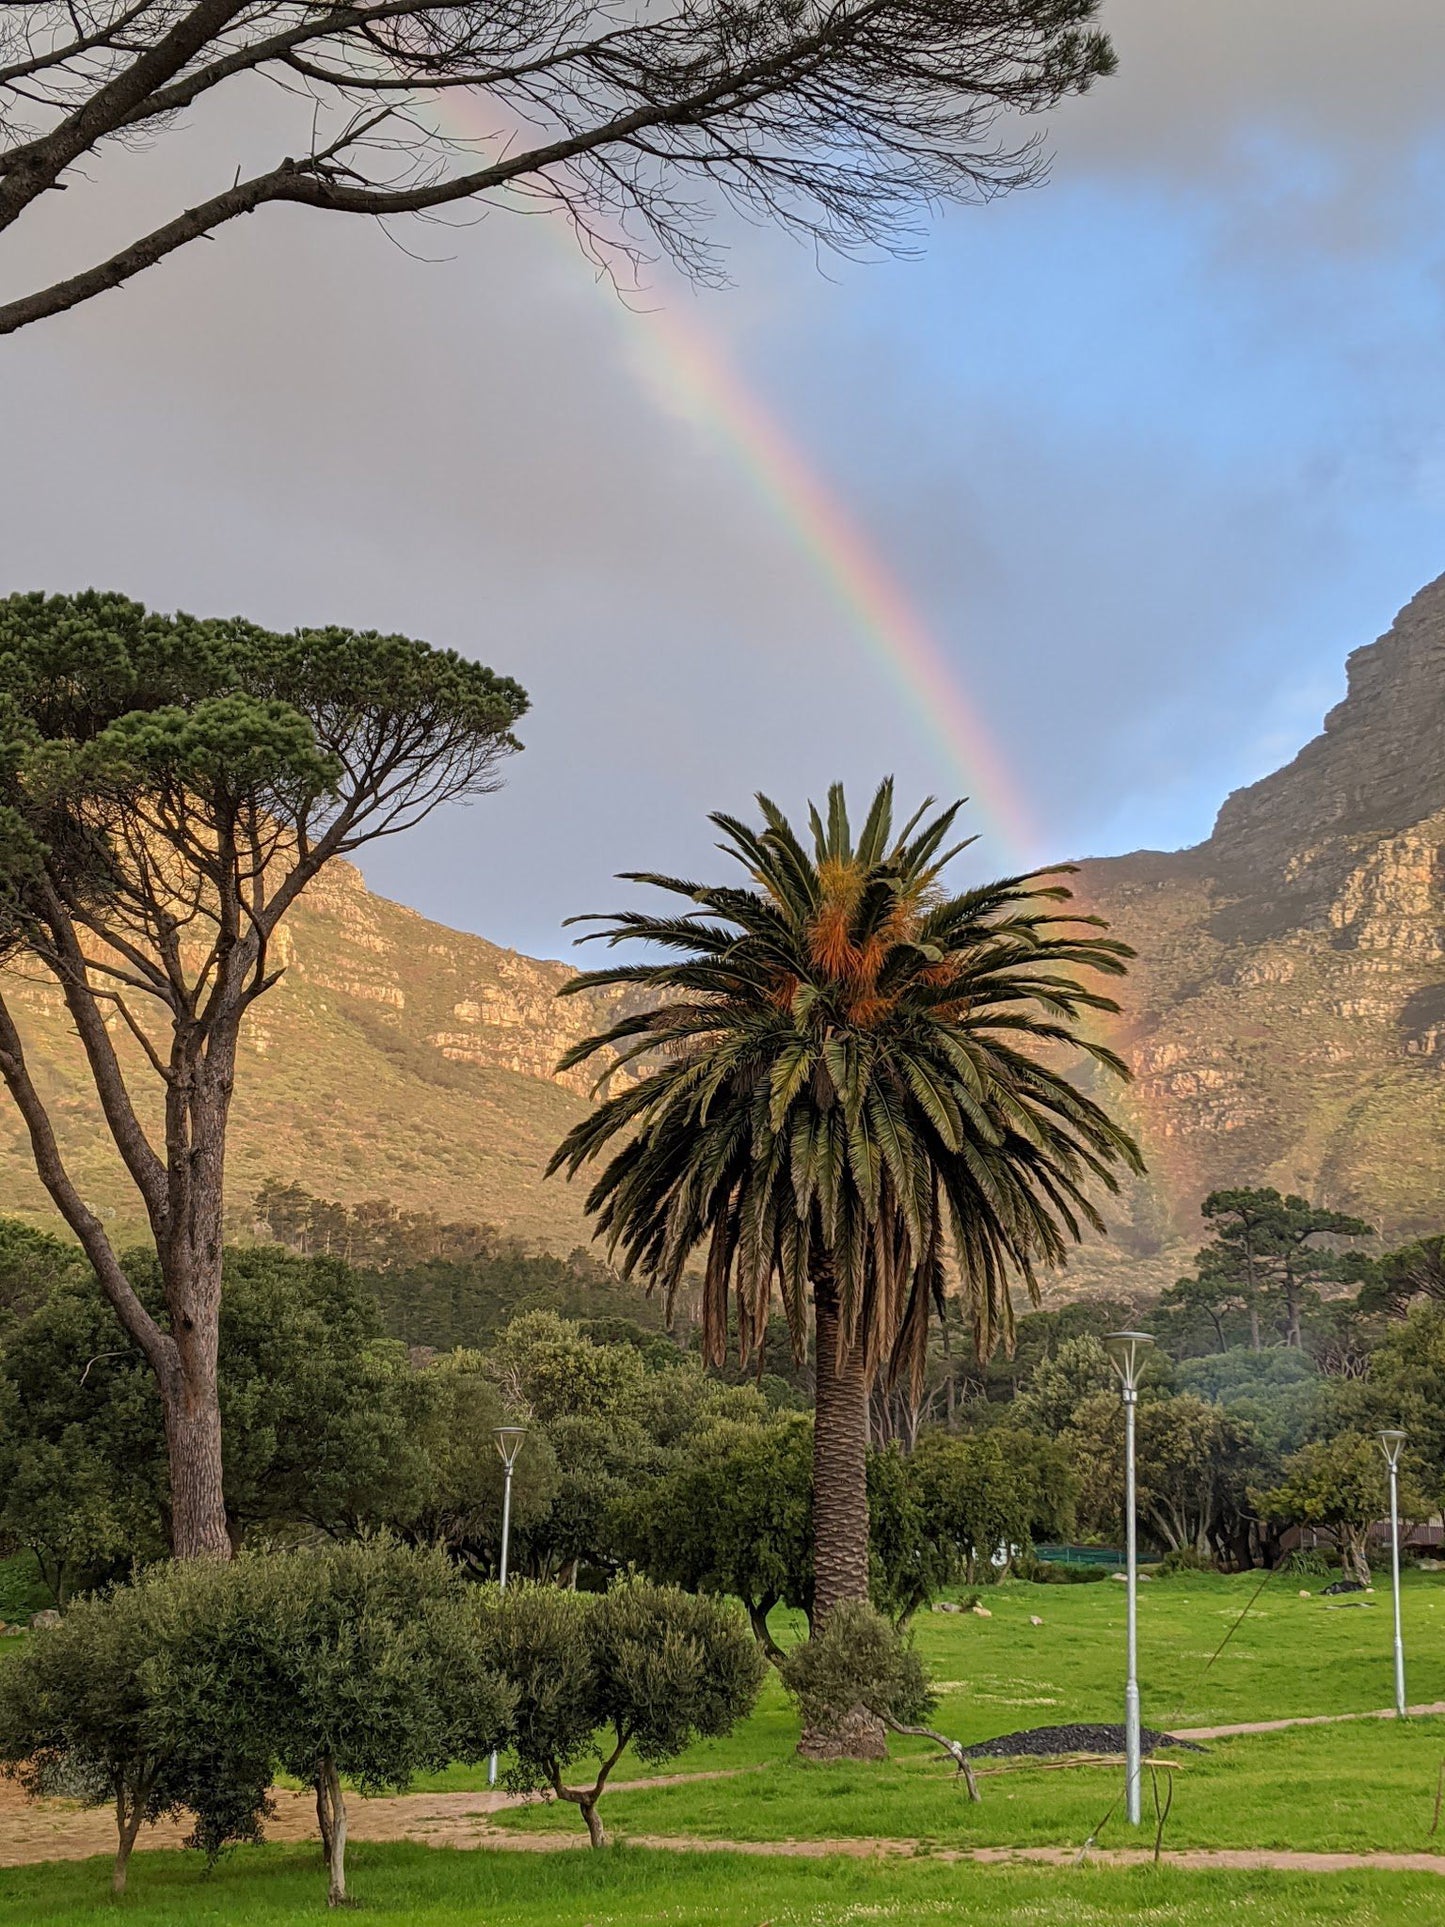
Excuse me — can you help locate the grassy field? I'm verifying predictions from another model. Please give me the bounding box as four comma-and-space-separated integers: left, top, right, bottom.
474, 1569, 1445, 1856
8, 1565, 1445, 1921
4, 1844, 1445, 1926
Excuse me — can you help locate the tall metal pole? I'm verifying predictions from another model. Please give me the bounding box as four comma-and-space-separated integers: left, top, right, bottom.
1123, 1380, 1141, 1826
1106, 1332, 1152, 1830
489, 1426, 526, 1789
1380, 1429, 1407, 1720
499, 1458, 515, 1591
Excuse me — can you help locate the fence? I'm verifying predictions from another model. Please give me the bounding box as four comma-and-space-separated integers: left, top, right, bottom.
1033, 1543, 1125, 1569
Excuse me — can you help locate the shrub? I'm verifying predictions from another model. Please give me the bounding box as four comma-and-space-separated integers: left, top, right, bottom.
0, 1558, 275, 1895
244, 1538, 513, 1905
1156, 1548, 1215, 1576
781, 1600, 935, 1761
1285, 1546, 1332, 1577
1012, 1553, 1112, 1585
477, 1577, 764, 1847
0, 1539, 514, 1908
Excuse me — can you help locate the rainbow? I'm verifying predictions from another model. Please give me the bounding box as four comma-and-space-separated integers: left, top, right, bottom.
420, 97, 1175, 1222
614, 304, 1042, 864
418, 95, 1040, 866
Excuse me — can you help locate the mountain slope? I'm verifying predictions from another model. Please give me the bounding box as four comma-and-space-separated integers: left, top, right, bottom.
1081, 572, 1445, 1266
0, 862, 614, 1249
1, 574, 1443, 1285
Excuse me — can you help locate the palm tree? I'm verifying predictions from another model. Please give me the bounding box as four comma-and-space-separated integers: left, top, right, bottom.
549, 781, 1143, 1625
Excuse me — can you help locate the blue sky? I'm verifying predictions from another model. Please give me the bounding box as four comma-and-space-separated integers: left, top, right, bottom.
3, 1, 1445, 951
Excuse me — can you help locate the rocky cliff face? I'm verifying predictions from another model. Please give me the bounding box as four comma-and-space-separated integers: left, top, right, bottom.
1075, 573, 1445, 1291
2, 576, 1443, 1281
1209, 574, 1445, 909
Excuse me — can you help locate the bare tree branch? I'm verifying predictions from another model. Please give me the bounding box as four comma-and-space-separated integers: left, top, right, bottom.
0, 0, 1114, 333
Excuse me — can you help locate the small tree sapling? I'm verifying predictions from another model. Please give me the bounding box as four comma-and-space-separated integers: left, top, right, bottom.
481, 1578, 764, 1847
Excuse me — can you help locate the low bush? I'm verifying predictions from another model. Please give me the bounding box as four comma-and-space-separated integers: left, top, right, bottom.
1013, 1553, 1112, 1585
781, 1600, 936, 1763
1156, 1548, 1216, 1576
0, 1557, 275, 1895
0, 1540, 514, 1908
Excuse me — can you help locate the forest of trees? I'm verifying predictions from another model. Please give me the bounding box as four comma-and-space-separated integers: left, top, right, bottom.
4, 1180, 1442, 1613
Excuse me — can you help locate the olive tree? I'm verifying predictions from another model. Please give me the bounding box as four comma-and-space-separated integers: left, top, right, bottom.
0, 2, 1114, 338
479, 1578, 764, 1847
0, 590, 526, 1557
249, 1539, 513, 1906
0, 1557, 275, 1894
780, 1598, 975, 1783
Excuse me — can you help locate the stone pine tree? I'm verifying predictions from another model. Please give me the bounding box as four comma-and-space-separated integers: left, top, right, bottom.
549, 780, 1142, 1717
0, 590, 526, 1559
0, 1, 1115, 337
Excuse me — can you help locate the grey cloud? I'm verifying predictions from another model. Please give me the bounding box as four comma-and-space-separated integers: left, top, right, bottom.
3, 9, 1444, 956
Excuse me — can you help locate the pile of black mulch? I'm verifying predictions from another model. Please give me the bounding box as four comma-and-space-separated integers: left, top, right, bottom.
962, 1723, 1205, 1760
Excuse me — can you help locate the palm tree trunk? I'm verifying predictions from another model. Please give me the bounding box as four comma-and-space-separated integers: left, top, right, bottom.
799, 1270, 886, 1763
811, 1272, 871, 1620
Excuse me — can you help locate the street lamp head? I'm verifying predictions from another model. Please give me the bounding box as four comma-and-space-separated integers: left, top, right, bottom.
1104, 1331, 1155, 1393
1379, 1428, 1407, 1468
493, 1425, 527, 1470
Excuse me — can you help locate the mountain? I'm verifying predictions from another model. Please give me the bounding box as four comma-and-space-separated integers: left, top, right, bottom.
1, 575, 1443, 1293
1078, 571, 1445, 1289
0, 861, 613, 1249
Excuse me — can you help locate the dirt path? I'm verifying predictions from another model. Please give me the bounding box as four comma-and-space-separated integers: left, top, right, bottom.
607, 1839, 1445, 1875
0, 1769, 754, 1870
1173, 1700, 1445, 1741
7, 1704, 1445, 1876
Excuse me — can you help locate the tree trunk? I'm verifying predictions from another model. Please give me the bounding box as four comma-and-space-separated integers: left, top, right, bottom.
157, 1051, 236, 1561
747, 1594, 785, 1665
317, 1753, 348, 1905
1248, 1303, 1260, 1352
1341, 1526, 1372, 1588
161, 1343, 229, 1561
579, 1796, 607, 1849
113, 1786, 146, 1896
803, 1271, 886, 1763
811, 1274, 871, 1620
315, 1775, 334, 1865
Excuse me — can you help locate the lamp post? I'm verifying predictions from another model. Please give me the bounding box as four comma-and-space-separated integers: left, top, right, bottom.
1105, 1331, 1154, 1826
1379, 1428, 1407, 1719
488, 1425, 527, 1787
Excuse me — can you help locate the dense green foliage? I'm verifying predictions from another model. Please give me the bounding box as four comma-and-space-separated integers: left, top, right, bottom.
0, 1247, 429, 1601
253, 1180, 674, 1353
478, 1579, 764, 1846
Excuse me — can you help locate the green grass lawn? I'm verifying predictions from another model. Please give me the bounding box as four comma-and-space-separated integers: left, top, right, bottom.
0, 1551, 48, 1629
506, 1716, 1445, 1856
3, 1844, 1445, 1926
422, 1566, 1445, 1794
10, 1564, 1445, 1921
477, 1568, 1445, 1855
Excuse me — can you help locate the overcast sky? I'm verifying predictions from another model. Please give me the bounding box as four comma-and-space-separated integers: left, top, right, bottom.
4, 1, 1445, 958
